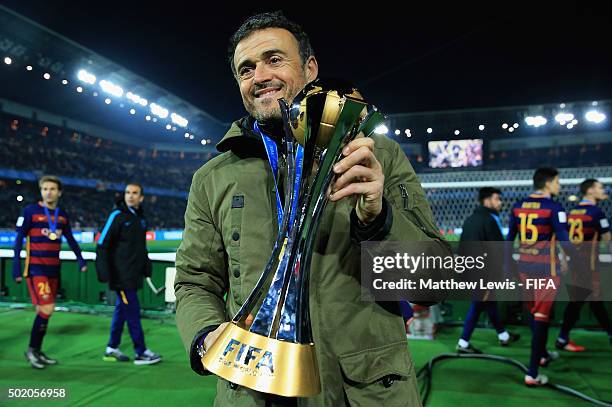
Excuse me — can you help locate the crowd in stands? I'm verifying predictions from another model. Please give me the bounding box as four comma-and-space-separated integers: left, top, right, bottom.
3, 112, 611, 231
1, 113, 211, 192
0, 178, 186, 230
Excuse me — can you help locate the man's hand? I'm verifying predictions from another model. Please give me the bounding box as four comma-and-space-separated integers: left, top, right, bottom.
15, 276, 22, 284
204, 322, 229, 353
81, 265, 88, 273
329, 137, 384, 225
203, 314, 254, 353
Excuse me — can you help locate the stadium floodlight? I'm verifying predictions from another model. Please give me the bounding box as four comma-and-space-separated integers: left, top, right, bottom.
189, 135, 194, 140
555, 112, 574, 125
184, 132, 190, 138
571, 119, 578, 125
525, 115, 547, 127
478, 124, 485, 131
165, 124, 172, 130
201, 139, 207, 145
585, 110, 606, 124
126, 91, 148, 107
454, 130, 460, 135
374, 124, 388, 135
76, 86, 83, 93
145, 115, 151, 121
513, 123, 519, 128
394, 129, 400, 136
3, 56, 12, 65
592, 101, 598, 106
152, 117, 158, 122
17, 195, 23, 202
426, 127, 433, 134
105, 98, 111, 105
567, 123, 574, 129
171, 112, 189, 128
43, 73, 51, 80
129, 108, 136, 115
77, 69, 96, 85
61, 79, 68, 85
501, 123, 508, 129
404, 129, 411, 137
93, 91, 98, 97
560, 103, 566, 108
99, 79, 124, 97
150, 103, 169, 119
508, 127, 514, 133
26, 65, 33, 71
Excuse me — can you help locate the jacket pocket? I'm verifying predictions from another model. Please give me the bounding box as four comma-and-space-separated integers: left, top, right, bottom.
390, 183, 441, 241
338, 341, 421, 407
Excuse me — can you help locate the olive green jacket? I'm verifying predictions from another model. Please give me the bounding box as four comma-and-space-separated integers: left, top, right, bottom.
175, 117, 450, 406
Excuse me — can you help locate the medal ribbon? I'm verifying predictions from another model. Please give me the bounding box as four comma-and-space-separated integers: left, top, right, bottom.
254, 121, 303, 232
43, 206, 59, 238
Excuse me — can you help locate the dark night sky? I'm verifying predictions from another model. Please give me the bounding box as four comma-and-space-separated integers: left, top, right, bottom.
2, 1, 611, 123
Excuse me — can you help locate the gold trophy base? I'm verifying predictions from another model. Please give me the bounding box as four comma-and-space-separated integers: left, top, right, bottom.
201, 322, 321, 397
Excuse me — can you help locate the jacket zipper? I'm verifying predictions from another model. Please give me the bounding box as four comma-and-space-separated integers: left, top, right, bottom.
399, 184, 409, 210
399, 183, 430, 234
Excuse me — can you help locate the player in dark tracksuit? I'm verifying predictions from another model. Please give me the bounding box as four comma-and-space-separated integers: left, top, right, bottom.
556, 179, 612, 351
12, 175, 87, 369
95, 183, 161, 365
507, 167, 573, 386
456, 187, 520, 354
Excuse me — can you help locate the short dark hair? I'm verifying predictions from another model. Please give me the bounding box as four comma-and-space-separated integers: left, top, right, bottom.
39, 175, 62, 191
478, 187, 501, 204
228, 11, 314, 76
126, 183, 144, 195
580, 178, 599, 196
533, 167, 559, 190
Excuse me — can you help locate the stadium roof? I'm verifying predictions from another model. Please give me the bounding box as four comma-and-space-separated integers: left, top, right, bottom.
0, 5, 227, 151
2, 3, 612, 151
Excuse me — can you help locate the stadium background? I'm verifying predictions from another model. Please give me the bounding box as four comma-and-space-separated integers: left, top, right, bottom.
1, 3, 611, 406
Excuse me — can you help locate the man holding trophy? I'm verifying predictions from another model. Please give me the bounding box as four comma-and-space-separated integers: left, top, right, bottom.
175, 11, 450, 406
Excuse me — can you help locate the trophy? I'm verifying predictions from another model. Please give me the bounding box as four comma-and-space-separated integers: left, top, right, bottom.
201, 78, 385, 397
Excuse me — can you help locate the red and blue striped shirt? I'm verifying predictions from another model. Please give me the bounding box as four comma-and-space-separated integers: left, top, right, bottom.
12, 202, 86, 278
507, 192, 570, 276
568, 199, 610, 271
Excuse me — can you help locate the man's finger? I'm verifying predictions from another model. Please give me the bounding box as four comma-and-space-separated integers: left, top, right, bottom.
329, 181, 380, 202
333, 165, 377, 192
342, 137, 373, 156
334, 146, 378, 174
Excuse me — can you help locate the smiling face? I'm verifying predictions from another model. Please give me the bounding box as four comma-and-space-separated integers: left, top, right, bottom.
233, 28, 318, 124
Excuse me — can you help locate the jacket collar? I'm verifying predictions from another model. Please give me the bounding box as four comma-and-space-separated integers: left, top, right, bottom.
216, 116, 284, 155
475, 205, 499, 216
115, 199, 143, 216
